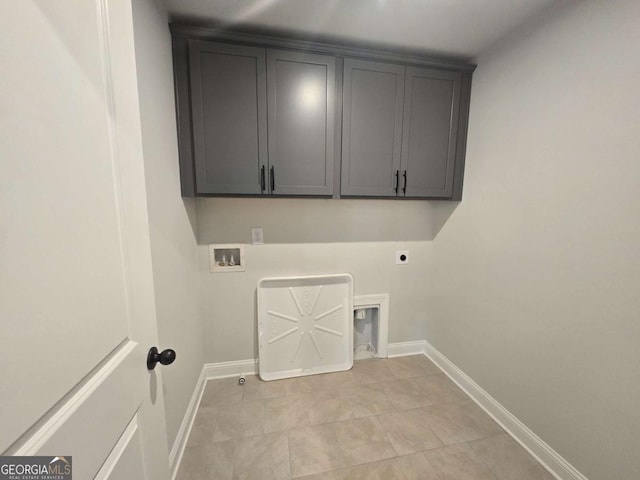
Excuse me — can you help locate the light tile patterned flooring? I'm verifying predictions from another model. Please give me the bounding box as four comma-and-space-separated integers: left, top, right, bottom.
178, 355, 553, 480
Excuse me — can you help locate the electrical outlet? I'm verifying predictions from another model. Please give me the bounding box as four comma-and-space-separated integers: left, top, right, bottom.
251, 227, 264, 245
395, 250, 409, 265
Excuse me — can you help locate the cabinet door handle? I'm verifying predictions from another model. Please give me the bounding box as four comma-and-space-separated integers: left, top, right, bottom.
395, 170, 399, 194
260, 165, 266, 192
270, 166, 275, 192
402, 170, 407, 194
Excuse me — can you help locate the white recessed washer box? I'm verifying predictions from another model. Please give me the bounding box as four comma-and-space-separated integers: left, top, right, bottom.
209, 244, 245, 272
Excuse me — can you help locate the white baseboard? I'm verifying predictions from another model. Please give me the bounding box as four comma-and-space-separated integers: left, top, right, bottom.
423, 340, 587, 480
203, 358, 258, 380
169, 368, 207, 480
386, 340, 427, 357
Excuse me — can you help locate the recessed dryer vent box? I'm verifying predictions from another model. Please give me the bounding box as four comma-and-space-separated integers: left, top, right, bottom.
257, 274, 354, 381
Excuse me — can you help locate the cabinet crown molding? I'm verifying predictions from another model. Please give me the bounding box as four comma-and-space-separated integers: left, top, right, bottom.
169, 23, 477, 73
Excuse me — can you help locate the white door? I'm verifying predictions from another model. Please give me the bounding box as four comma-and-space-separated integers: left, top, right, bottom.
0, 1, 170, 479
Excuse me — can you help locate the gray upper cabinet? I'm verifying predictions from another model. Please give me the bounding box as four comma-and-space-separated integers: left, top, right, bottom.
171, 26, 474, 199
189, 41, 268, 195
341, 59, 405, 197
400, 67, 461, 198
266, 50, 335, 196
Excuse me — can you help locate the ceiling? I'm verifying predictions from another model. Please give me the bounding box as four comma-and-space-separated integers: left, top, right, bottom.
163, 0, 557, 60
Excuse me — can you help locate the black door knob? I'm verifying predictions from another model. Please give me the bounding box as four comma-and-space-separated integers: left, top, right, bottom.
147, 347, 176, 370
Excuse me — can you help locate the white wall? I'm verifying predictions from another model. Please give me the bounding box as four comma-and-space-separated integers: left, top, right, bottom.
198, 197, 436, 243
198, 241, 432, 363
131, 0, 204, 450
428, 1, 640, 478
197, 199, 435, 363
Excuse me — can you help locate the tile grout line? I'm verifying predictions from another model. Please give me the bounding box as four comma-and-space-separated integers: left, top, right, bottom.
286, 433, 292, 480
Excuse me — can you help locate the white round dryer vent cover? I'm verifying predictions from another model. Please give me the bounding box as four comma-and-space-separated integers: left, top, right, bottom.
257, 274, 354, 381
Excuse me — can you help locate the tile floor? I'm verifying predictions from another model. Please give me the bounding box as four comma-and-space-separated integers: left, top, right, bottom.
178, 355, 553, 480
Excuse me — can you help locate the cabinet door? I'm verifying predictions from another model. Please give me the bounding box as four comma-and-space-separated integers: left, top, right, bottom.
189, 41, 268, 194
341, 59, 405, 197
266, 50, 335, 196
400, 67, 461, 198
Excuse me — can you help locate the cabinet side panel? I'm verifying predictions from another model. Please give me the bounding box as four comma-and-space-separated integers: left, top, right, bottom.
172, 37, 195, 197
451, 71, 472, 201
